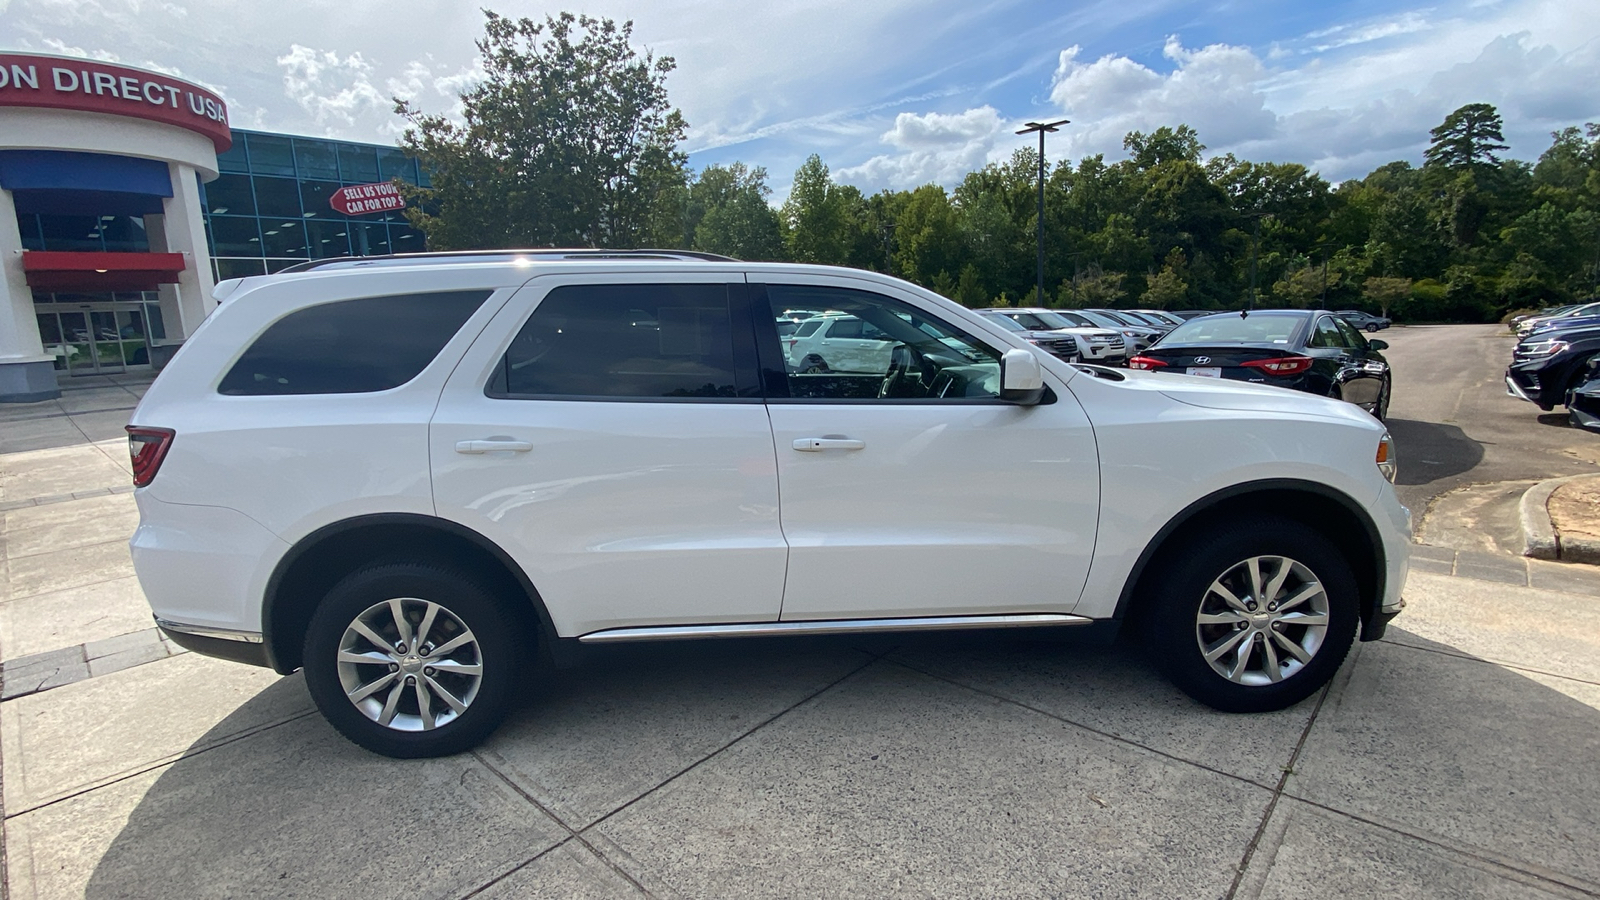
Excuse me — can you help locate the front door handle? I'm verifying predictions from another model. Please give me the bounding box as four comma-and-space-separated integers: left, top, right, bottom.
455, 439, 534, 454
793, 437, 865, 452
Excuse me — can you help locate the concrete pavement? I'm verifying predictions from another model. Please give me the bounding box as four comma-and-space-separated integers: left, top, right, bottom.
2, 356, 1598, 898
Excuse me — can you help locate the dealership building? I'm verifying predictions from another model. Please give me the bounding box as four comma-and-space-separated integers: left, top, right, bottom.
1, 52, 428, 402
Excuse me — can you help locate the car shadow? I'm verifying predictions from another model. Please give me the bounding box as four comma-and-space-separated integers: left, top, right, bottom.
1383, 418, 1485, 485
72, 625, 1600, 898
1536, 412, 1577, 429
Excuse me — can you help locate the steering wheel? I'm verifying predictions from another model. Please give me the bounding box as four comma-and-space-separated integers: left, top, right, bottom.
879, 343, 936, 398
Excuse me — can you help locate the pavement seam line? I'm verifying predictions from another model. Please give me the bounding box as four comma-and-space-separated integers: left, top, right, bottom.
1, 710, 318, 820
576, 651, 885, 838
887, 655, 1283, 793
2, 533, 136, 564
1283, 795, 1600, 898
452, 835, 580, 900
469, 752, 657, 900
1223, 681, 1330, 900
1377, 636, 1600, 687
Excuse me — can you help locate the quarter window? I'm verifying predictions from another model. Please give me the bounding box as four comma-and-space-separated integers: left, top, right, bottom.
768, 286, 1002, 401
217, 291, 491, 395
489, 284, 744, 400
1308, 316, 1348, 349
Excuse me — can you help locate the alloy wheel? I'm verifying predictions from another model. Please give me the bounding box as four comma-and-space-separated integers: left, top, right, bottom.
1193, 555, 1330, 687
335, 597, 483, 732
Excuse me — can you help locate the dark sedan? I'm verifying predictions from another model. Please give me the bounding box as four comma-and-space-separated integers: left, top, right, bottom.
1129, 310, 1392, 419
1506, 323, 1600, 410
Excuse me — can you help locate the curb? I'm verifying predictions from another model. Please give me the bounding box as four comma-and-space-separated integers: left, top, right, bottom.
1520, 474, 1600, 563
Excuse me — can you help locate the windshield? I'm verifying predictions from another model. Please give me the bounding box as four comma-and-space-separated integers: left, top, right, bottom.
1091, 310, 1143, 327
982, 314, 1027, 332
1163, 314, 1303, 345
1070, 310, 1128, 330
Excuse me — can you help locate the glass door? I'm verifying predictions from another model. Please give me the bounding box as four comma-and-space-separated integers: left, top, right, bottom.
57, 312, 99, 374
89, 311, 128, 374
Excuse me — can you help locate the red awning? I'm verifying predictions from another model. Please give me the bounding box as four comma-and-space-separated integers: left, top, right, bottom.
23, 251, 186, 292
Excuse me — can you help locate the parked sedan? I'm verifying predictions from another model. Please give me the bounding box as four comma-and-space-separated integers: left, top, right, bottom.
1129, 310, 1392, 419
1334, 310, 1391, 332
1506, 323, 1600, 410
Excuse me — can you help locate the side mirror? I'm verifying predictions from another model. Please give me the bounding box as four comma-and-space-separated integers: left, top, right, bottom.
999, 348, 1045, 406
1367, 339, 1388, 351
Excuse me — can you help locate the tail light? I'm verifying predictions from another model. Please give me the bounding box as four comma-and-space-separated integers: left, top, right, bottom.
1128, 356, 1167, 370
126, 426, 176, 487
1241, 356, 1313, 376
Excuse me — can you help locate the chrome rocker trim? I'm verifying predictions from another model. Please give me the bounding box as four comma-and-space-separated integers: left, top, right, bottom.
154, 617, 264, 644
578, 613, 1092, 644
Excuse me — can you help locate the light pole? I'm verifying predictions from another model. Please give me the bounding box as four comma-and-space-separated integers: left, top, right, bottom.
1017, 118, 1070, 306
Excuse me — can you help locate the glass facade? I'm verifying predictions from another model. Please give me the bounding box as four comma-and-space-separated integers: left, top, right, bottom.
206, 129, 429, 278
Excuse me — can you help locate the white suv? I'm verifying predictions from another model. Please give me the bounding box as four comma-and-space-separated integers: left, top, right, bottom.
128, 251, 1410, 758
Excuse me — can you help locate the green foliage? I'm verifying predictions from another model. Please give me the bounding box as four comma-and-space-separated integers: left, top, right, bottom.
397, 45, 1591, 326
396, 11, 687, 250
689, 163, 783, 260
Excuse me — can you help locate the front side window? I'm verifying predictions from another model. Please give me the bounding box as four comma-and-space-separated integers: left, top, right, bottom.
489, 283, 745, 400
218, 291, 491, 395
766, 285, 1001, 401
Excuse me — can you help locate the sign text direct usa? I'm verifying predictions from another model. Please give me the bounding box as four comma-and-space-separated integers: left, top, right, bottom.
0, 62, 227, 123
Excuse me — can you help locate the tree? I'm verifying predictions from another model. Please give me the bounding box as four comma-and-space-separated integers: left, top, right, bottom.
1141, 248, 1189, 309
781, 155, 856, 264
1057, 266, 1127, 307
1362, 276, 1413, 319
1124, 125, 1204, 170
1425, 103, 1509, 171
688, 163, 783, 260
1273, 261, 1340, 308
395, 11, 687, 250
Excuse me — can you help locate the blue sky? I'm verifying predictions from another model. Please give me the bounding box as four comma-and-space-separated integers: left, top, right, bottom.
3, 0, 1597, 194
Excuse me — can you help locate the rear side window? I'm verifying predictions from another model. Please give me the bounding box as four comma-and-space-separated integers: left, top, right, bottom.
218, 291, 491, 395
487, 283, 744, 400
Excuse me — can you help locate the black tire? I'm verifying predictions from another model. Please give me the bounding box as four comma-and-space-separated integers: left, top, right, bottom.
1143, 517, 1359, 712
303, 562, 524, 758
1365, 323, 1380, 333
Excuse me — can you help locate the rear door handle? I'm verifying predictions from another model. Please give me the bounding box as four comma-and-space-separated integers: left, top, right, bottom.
793, 437, 865, 452
455, 439, 534, 454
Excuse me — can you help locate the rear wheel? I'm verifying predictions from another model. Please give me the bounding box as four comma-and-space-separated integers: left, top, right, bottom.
1144, 518, 1359, 712
1365, 323, 1380, 333
303, 562, 524, 758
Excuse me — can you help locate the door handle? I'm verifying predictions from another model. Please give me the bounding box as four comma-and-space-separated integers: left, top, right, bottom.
455, 439, 534, 454
793, 437, 865, 452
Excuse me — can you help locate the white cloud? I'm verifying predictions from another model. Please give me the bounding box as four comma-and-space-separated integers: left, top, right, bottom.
1304, 12, 1431, 51
1048, 37, 1278, 157
838, 106, 1006, 190
276, 44, 389, 131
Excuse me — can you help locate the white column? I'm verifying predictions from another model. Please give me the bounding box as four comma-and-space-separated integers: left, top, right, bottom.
0, 187, 60, 401
149, 162, 217, 342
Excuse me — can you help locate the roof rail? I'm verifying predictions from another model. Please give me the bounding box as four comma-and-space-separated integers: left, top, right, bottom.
275, 248, 739, 275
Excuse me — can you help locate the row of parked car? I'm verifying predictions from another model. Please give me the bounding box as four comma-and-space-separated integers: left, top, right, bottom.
782, 304, 1395, 419
1504, 301, 1600, 432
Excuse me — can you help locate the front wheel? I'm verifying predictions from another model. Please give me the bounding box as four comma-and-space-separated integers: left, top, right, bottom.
1143, 518, 1359, 712
303, 562, 524, 758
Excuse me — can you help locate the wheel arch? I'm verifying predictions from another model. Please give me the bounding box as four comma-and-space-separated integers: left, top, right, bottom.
1114, 479, 1387, 640
262, 513, 555, 675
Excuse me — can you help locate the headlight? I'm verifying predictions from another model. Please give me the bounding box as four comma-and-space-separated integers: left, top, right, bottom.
1376, 432, 1397, 483
1518, 340, 1568, 358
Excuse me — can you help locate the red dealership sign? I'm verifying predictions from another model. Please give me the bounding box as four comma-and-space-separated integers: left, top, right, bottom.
330, 181, 407, 216
0, 53, 231, 152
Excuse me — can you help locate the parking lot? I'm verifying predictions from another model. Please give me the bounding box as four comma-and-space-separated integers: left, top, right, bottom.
1, 326, 1597, 899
